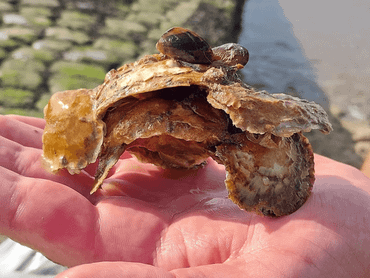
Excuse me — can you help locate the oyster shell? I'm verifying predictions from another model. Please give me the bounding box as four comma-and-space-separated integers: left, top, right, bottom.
42, 32, 332, 217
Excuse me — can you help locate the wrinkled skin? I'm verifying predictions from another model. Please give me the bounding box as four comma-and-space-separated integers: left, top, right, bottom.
1, 115, 370, 278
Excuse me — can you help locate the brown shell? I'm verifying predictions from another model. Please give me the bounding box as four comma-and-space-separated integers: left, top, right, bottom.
156, 27, 214, 64
212, 43, 249, 66
42, 36, 332, 217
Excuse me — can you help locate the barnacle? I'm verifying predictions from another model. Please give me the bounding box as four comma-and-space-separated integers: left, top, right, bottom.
42, 29, 332, 217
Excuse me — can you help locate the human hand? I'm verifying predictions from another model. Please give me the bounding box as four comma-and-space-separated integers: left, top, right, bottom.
0, 114, 369, 278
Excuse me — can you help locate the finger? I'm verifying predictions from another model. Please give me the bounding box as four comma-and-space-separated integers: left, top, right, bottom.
0, 135, 95, 196
0, 166, 170, 267
56, 262, 174, 278
5, 114, 46, 129
0, 166, 98, 267
0, 115, 43, 149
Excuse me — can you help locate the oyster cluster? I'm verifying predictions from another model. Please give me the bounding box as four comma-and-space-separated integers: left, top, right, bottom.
42, 27, 332, 217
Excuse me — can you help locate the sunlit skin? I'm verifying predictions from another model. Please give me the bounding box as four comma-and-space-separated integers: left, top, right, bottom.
0, 114, 369, 278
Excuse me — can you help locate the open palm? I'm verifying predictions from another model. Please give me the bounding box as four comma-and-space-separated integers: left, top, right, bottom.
0, 114, 369, 278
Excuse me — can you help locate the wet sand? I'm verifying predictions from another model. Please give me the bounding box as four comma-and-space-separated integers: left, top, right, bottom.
279, 0, 370, 120
239, 0, 370, 164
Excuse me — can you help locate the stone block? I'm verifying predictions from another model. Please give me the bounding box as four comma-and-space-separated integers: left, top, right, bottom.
100, 18, 147, 40
32, 39, 72, 53
93, 37, 138, 63
0, 58, 45, 90
12, 46, 55, 63
0, 34, 20, 50
0, 27, 38, 44
48, 61, 106, 92
57, 10, 97, 31
45, 27, 90, 45
63, 47, 117, 68
127, 11, 164, 27
165, 1, 200, 26
0, 2, 13, 13
2, 14, 28, 25
22, 0, 59, 7
20, 7, 53, 28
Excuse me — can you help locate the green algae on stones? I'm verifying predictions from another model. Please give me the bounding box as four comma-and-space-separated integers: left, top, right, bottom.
0, 88, 34, 108
93, 38, 138, 63
45, 27, 90, 45
0, 58, 45, 90
57, 11, 96, 31
48, 61, 106, 93
0, 27, 38, 44
20, 7, 53, 28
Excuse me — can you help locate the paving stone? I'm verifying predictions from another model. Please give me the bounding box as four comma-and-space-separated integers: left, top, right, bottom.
22, 0, 59, 7
11, 46, 34, 60
100, 19, 147, 40
63, 47, 116, 68
20, 7, 53, 28
165, 1, 200, 27
2, 14, 28, 25
0, 2, 14, 13
83, 49, 110, 63
45, 27, 90, 45
115, 2, 131, 17
48, 61, 106, 92
62, 49, 85, 62
93, 37, 138, 64
126, 11, 163, 27
0, 34, 20, 50
132, 0, 177, 13
12, 46, 55, 63
50, 60, 105, 79
69, 1, 95, 11
57, 10, 97, 31
32, 39, 73, 53
0, 58, 45, 90
0, 27, 38, 44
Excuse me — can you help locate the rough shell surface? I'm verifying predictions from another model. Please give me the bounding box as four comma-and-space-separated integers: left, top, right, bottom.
212, 43, 249, 67
42, 50, 332, 217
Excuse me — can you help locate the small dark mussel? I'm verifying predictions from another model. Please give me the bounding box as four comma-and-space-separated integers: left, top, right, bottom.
156, 27, 214, 64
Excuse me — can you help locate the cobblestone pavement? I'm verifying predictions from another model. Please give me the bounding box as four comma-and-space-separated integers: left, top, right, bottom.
0, 0, 244, 117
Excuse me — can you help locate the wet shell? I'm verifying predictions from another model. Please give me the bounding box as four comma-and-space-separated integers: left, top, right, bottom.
156, 27, 214, 64
42, 28, 332, 217
212, 43, 249, 67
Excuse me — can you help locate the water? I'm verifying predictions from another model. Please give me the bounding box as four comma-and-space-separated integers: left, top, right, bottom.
239, 0, 329, 110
